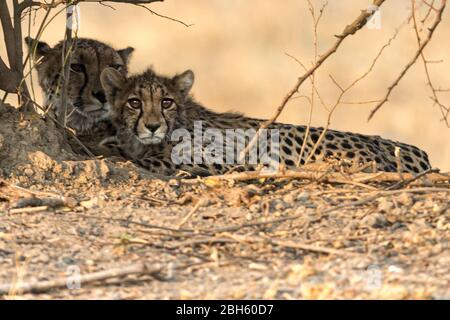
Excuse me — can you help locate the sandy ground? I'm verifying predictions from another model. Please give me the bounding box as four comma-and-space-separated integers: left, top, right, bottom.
0, 102, 449, 299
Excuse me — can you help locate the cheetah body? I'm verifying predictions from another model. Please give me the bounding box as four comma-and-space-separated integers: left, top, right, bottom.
100, 68, 432, 176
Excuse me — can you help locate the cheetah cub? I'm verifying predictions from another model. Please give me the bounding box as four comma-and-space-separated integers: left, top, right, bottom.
25, 37, 134, 155
100, 67, 432, 176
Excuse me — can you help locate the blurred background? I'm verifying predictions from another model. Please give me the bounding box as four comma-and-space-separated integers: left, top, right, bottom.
1, 0, 449, 170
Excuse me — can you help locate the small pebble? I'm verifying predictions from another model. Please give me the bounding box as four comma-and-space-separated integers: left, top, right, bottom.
362, 213, 389, 228
297, 192, 310, 202
377, 198, 394, 212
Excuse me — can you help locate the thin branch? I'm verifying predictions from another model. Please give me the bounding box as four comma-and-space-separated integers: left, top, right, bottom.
284, 53, 327, 110
270, 0, 386, 124
368, 0, 447, 121
18, 0, 163, 12
385, 168, 439, 190
187, 168, 449, 185
98, 1, 117, 10
60, 4, 76, 128
22, 1, 56, 69
421, 0, 436, 22
421, 0, 439, 10
0, 261, 202, 295
133, 3, 193, 27
412, 0, 449, 126
341, 100, 382, 105
79, 0, 163, 2
295, 0, 328, 167
176, 200, 202, 229
238, 0, 388, 162
302, 13, 408, 167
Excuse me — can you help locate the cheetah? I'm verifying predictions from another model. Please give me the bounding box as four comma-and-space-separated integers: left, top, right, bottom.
25, 37, 134, 155
100, 67, 432, 176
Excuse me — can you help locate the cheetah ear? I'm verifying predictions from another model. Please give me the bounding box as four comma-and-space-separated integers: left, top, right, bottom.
117, 47, 134, 65
101, 67, 125, 97
173, 70, 194, 97
24, 36, 52, 61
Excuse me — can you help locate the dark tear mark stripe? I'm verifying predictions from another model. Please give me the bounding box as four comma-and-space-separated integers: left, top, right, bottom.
78, 65, 88, 98
161, 102, 169, 129
149, 83, 154, 107
148, 83, 155, 122
134, 109, 143, 135
134, 86, 144, 135
95, 47, 101, 77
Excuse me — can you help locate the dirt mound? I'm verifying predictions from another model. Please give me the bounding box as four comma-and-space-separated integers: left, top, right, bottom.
0, 102, 145, 186
0, 102, 71, 170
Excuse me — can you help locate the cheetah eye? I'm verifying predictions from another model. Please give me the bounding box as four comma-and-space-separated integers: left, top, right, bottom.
127, 98, 142, 109
161, 98, 174, 109
110, 64, 123, 71
70, 63, 84, 72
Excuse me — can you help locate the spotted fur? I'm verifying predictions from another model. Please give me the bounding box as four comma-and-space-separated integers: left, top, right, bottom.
101, 67, 432, 176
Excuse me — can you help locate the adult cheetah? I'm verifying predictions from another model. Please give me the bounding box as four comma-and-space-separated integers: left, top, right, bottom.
25, 37, 134, 155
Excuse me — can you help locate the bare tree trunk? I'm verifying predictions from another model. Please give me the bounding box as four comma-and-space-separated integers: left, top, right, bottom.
0, 2, 16, 70
0, 58, 21, 93
0, 1, 32, 111
0, 1, 20, 94
13, 0, 32, 111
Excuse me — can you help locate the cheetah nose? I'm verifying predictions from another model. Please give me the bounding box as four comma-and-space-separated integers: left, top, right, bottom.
92, 91, 106, 104
145, 122, 161, 133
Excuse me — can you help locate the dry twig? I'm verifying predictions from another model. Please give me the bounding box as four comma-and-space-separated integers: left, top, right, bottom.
176, 200, 202, 229
9, 206, 48, 214
238, 0, 387, 162
368, 0, 447, 121
411, 0, 450, 126
187, 168, 449, 185
0, 260, 202, 295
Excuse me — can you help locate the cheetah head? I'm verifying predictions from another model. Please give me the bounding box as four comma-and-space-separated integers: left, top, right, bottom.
25, 37, 134, 132
101, 67, 194, 145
